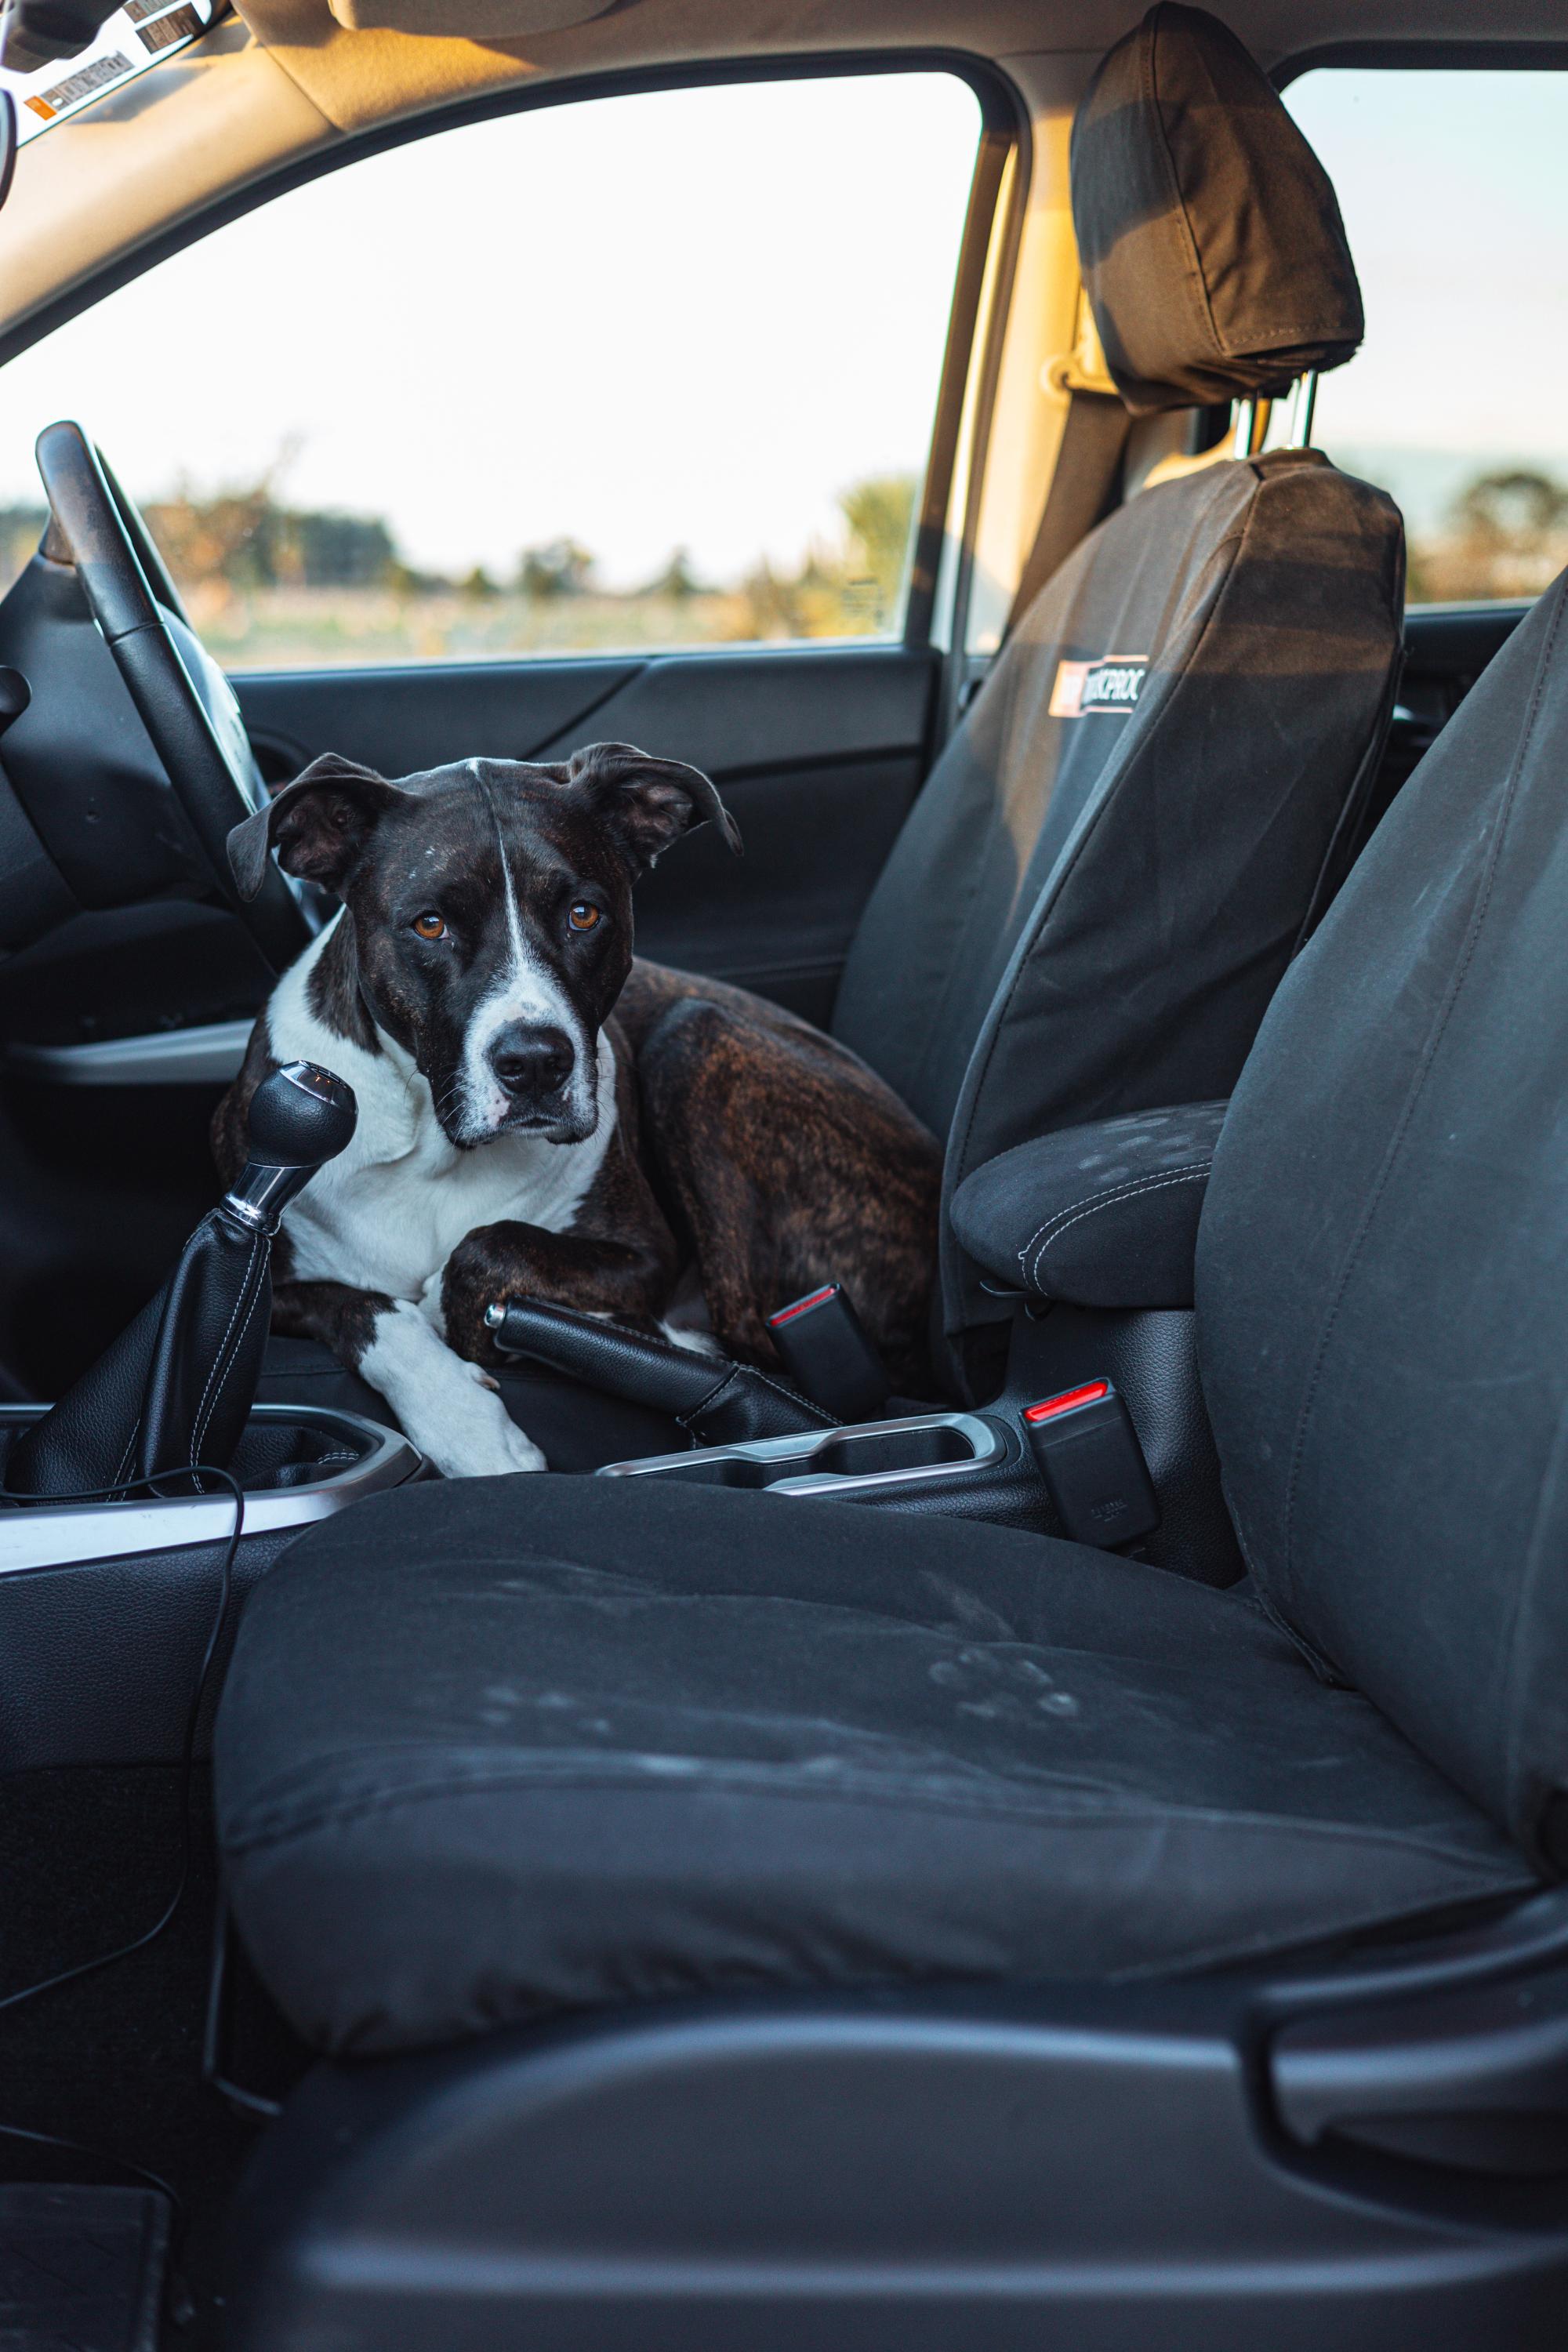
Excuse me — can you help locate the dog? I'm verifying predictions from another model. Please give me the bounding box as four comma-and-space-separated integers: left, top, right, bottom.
212, 743, 942, 1478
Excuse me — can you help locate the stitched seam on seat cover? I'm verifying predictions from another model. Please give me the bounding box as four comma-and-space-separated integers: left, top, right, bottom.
1145, 6, 1225, 368
1019, 1164, 1211, 1290
223, 1759, 1517, 1871
1279, 578, 1568, 1602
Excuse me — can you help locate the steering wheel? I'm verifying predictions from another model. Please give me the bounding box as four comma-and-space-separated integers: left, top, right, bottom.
33, 419, 310, 974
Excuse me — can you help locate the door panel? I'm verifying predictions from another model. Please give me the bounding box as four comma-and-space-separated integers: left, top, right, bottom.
234, 643, 938, 1024
235, 659, 646, 788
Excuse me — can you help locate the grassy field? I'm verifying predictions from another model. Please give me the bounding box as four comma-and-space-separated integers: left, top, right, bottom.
186, 579, 896, 670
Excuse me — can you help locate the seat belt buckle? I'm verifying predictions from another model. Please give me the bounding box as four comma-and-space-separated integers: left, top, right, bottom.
766, 1283, 890, 1422
1022, 1380, 1160, 1549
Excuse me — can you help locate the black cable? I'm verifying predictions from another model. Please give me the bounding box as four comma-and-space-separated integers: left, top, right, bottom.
0, 1463, 245, 2021
202, 1899, 283, 2119
0, 1462, 245, 2313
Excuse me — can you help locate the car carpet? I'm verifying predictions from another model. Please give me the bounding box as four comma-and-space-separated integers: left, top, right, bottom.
0, 1765, 310, 2351
0, 2182, 169, 2350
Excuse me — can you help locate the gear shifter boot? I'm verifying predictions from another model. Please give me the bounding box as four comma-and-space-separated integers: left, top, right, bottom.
5, 1062, 356, 1500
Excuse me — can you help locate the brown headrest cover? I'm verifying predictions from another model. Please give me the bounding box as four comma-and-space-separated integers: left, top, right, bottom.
1071, 4, 1363, 416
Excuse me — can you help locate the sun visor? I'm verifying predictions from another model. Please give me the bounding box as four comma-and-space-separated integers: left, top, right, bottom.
325, 0, 612, 29
1069, 2, 1363, 417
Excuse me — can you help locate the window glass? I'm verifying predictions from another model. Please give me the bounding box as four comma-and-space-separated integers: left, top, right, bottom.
0, 73, 980, 666
1286, 68, 1568, 605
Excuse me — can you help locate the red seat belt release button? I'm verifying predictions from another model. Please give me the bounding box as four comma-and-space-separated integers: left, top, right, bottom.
766, 1283, 889, 1423
1022, 1380, 1160, 1548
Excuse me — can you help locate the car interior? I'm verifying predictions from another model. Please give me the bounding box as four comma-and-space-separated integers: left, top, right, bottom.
1, 1, 1567, 2347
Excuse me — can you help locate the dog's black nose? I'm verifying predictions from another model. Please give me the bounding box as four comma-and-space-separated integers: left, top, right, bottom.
489, 1023, 574, 1103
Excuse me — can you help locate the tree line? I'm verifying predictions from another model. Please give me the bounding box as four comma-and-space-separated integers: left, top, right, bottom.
0, 470, 919, 628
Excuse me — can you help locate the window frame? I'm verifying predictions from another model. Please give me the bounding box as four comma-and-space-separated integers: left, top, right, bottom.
0, 49, 1028, 666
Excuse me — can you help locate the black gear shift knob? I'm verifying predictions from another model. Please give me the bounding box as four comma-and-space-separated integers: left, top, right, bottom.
224, 1061, 358, 1233
245, 1062, 358, 1166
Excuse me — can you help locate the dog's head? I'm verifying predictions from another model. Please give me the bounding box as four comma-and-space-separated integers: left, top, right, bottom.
228, 744, 741, 1148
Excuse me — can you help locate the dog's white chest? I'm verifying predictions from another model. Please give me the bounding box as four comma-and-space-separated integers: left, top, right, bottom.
282, 1113, 609, 1301
267, 930, 618, 1302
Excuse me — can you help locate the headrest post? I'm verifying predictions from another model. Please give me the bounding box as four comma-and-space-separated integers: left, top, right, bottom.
1283, 372, 1319, 450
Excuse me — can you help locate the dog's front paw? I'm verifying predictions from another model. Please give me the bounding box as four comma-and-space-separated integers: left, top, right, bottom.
420, 1360, 547, 1478
435, 1421, 548, 1479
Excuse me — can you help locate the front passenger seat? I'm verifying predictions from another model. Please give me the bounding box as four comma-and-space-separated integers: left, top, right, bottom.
425, 2, 1404, 1458
214, 550, 1568, 2349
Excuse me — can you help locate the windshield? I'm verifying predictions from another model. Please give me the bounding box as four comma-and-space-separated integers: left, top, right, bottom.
0, 0, 223, 147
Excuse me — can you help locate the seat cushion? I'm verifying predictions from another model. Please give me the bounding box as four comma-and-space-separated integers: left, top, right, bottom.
214, 1477, 1532, 2056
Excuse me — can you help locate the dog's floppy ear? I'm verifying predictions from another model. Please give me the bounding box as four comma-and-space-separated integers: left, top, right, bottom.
227, 754, 405, 902
564, 741, 742, 875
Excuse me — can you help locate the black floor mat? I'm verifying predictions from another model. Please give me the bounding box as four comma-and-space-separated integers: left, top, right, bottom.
0, 2183, 169, 2350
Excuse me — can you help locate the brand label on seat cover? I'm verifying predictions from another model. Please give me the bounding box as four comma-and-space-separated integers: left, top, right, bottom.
1049, 655, 1149, 717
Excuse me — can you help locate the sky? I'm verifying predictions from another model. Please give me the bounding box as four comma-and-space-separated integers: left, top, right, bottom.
0, 72, 981, 585
1, 60, 1566, 575
1284, 68, 1568, 528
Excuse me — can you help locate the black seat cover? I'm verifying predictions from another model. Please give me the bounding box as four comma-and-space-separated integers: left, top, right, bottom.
1199, 570, 1568, 1873
213, 1475, 1526, 2056
832, 3, 1399, 1370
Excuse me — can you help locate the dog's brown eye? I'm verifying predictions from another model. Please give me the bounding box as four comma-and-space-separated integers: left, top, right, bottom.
568, 902, 602, 933
412, 911, 446, 941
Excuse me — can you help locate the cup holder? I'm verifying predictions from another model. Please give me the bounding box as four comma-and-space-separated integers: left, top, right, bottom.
641, 1455, 793, 1491
598, 1410, 1009, 1499
807, 1425, 973, 1479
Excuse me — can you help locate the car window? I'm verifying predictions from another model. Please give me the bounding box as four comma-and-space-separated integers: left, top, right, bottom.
0, 72, 981, 669
1285, 67, 1568, 607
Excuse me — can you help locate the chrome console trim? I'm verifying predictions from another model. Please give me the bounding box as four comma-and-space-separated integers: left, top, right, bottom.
5, 1019, 253, 1087
597, 1410, 1009, 1498
0, 1404, 420, 1573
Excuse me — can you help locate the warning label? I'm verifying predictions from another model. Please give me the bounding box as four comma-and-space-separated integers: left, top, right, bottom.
25, 52, 132, 119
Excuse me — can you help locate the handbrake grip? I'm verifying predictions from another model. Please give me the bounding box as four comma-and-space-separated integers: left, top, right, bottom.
485, 1299, 837, 1445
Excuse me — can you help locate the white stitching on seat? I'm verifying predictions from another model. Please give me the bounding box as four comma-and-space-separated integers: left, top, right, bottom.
1020, 1164, 1213, 1291
1017, 1162, 1213, 1270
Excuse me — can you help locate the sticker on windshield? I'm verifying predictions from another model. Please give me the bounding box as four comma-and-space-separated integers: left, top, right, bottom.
24, 53, 132, 122
2, 0, 221, 145
1048, 655, 1149, 717
136, 4, 204, 52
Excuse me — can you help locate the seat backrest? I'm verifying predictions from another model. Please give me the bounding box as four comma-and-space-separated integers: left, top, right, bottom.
1199, 573, 1568, 1872
829, 4, 1402, 1368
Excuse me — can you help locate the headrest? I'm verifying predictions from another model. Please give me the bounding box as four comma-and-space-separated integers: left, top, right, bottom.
1070, 4, 1363, 416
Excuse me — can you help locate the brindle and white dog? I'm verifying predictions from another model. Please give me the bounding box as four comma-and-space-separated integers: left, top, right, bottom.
212, 744, 940, 1478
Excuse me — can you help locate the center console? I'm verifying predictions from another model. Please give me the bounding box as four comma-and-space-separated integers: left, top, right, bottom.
601, 1409, 1022, 1512
593, 1098, 1247, 1585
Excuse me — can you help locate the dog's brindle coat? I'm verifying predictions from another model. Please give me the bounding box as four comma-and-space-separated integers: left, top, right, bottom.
213, 745, 941, 1478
